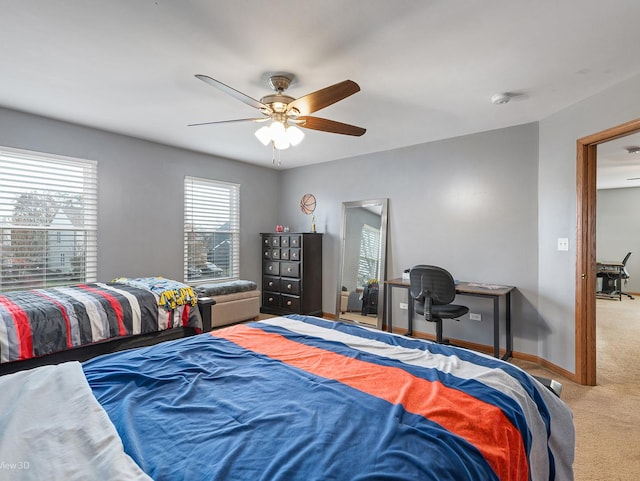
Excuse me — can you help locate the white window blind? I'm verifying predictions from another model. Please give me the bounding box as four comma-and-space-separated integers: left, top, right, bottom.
357, 224, 381, 286
184, 176, 240, 283
0, 147, 98, 292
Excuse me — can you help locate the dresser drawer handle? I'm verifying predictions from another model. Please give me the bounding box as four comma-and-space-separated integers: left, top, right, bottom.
287, 284, 292, 289
286, 300, 292, 306
268, 281, 274, 287
287, 267, 293, 272
268, 297, 274, 302
268, 266, 273, 271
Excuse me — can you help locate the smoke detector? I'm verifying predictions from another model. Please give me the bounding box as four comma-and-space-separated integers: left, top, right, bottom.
491, 93, 511, 105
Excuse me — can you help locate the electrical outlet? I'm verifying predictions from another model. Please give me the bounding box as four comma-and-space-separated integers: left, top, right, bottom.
469, 313, 482, 321
399, 302, 408, 310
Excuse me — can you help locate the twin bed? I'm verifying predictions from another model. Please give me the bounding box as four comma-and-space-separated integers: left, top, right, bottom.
0, 277, 204, 374
0, 280, 575, 480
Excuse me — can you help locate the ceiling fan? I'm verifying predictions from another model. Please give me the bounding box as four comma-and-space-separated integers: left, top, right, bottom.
189, 74, 366, 151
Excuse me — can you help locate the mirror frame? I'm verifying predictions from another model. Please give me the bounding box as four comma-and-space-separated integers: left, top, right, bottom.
335, 198, 388, 330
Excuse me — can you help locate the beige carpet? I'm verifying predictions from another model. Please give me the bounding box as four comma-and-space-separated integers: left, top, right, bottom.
513, 297, 640, 480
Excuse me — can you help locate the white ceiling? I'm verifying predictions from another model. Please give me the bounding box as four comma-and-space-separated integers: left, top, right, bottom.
2, 1, 640, 183
597, 133, 640, 190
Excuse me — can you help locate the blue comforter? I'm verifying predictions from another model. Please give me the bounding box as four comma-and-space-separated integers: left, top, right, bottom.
83, 315, 574, 481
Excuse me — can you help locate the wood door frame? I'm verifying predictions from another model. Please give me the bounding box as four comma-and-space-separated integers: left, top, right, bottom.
576, 118, 640, 385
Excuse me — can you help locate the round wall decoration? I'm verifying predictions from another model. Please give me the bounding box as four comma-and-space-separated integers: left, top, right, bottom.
300, 193, 317, 215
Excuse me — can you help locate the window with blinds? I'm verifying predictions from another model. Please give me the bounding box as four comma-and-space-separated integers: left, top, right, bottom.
357, 224, 381, 286
184, 176, 240, 283
0, 147, 97, 292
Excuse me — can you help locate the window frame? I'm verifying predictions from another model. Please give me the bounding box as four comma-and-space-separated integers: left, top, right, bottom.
184, 176, 240, 285
357, 223, 381, 286
0, 146, 98, 292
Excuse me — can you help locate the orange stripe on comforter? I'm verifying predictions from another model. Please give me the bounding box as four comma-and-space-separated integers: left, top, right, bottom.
212, 324, 529, 481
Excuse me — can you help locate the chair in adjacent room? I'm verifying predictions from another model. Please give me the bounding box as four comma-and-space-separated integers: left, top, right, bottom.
409, 265, 469, 344
604, 252, 634, 300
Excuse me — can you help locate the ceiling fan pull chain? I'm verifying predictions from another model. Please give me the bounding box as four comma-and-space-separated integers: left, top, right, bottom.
271, 142, 281, 166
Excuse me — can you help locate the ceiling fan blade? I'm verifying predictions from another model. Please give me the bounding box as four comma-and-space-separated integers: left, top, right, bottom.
297, 116, 366, 136
287, 80, 360, 116
195, 74, 268, 111
188, 118, 267, 127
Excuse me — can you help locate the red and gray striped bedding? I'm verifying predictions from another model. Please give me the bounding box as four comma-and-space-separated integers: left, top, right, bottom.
0, 282, 203, 363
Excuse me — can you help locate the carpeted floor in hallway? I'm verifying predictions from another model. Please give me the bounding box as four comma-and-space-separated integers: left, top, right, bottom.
513, 297, 640, 480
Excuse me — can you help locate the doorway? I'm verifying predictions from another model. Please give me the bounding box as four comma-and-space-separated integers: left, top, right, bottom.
575, 118, 640, 385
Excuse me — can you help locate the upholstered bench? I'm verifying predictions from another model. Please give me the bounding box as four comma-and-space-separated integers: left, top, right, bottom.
194, 280, 260, 331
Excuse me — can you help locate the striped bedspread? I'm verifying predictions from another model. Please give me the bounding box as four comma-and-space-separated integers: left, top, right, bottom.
85, 315, 575, 481
0, 282, 202, 363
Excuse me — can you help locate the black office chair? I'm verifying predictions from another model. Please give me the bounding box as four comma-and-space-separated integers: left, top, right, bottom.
605, 252, 634, 300
409, 265, 469, 344
361, 284, 378, 316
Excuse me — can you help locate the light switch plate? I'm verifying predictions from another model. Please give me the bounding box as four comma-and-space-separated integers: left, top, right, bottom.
557, 238, 569, 251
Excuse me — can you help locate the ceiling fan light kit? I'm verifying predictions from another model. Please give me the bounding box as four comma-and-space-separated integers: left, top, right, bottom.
491, 93, 511, 105
191, 73, 366, 160
255, 122, 304, 150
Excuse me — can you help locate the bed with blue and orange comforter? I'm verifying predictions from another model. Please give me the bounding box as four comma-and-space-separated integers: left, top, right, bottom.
0, 315, 574, 480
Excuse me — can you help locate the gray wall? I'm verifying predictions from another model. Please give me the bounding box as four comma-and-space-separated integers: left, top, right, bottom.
280, 122, 541, 352
537, 73, 640, 371
3, 70, 640, 374
281, 69, 640, 374
597, 187, 640, 293
0, 107, 280, 284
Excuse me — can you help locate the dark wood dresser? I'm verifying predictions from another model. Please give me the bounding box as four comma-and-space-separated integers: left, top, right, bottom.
260, 232, 323, 316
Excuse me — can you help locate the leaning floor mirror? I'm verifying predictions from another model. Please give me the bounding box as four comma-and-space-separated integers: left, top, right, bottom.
336, 198, 388, 330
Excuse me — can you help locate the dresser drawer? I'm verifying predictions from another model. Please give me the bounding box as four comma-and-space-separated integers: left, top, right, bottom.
290, 248, 300, 261
270, 236, 281, 247
280, 261, 300, 278
280, 278, 300, 295
280, 248, 290, 260
263, 292, 280, 308
290, 235, 301, 247
263, 275, 280, 292
280, 295, 300, 312
280, 236, 290, 247
263, 261, 280, 276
